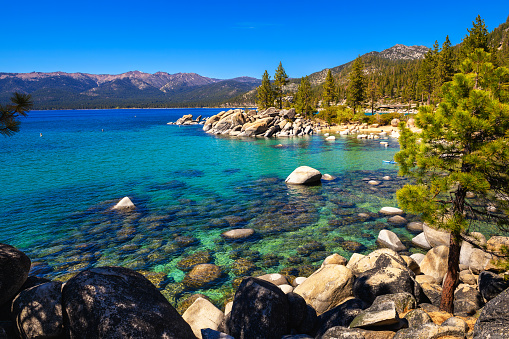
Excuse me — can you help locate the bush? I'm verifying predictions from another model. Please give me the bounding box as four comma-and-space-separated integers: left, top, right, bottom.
316, 106, 354, 124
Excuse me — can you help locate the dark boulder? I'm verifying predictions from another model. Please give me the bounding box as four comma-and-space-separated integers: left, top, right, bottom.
0, 243, 31, 306
62, 266, 195, 338
225, 277, 290, 339
11, 281, 64, 339
453, 284, 484, 316
313, 298, 365, 338
473, 287, 509, 338
478, 270, 509, 302
353, 266, 425, 306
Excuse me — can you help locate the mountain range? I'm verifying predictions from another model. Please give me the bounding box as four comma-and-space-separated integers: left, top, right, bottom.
1, 44, 429, 109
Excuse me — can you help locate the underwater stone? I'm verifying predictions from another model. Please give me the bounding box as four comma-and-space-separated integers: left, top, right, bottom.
113, 196, 135, 209
285, 166, 322, 185
183, 264, 222, 289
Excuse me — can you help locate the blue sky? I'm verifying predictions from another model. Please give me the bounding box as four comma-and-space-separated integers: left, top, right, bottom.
1, 1, 507, 79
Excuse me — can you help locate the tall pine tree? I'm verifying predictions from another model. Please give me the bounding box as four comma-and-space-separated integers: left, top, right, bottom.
395, 49, 509, 313
295, 76, 314, 118
462, 15, 489, 58
347, 56, 366, 114
274, 62, 288, 109
322, 69, 336, 107
256, 70, 274, 110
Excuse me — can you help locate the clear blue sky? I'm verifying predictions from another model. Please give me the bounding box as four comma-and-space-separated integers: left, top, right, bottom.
1, 1, 507, 79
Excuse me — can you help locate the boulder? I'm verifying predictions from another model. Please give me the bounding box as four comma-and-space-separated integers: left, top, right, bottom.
242, 117, 272, 136
473, 287, 509, 338
422, 223, 450, 247
293, 277, 307, 287
459, 232, 487, 266
11, 281, 63, 339
279, 285, 294, 294
394, 323, 465, 339
285, 166, 322, 185
287, 292, 316, 335
349, 299, 403, 330
478, 271, 509, 302
221, 229, 254, 240
313, 298, 365, 338
353, 266, 424, 306
293, 264, 354, 314
486, 236, 509, 255
388, 215, 407, 225
459, 270, 477, 285
468, 248, 492, 274
61, 266, 195, 338
441, 316, 468, 333
401, 255, 421, 275
348, 249, 408, 277
379, 207, 403, 216
419, 245, 449, 284
376, 230, 406, 252
410, 253, 425, 265
415, 275, 436, 285
453, 284, 484, 317
321, 174, 335, 181
226, 277, 290, 339
419, 283, 442, 307
182, 297, 224, 339
0, 243, 31, 306
183, 264, 222, 289
113, 196, 135, 209
407, 221, 424, 232
321, 327, 365, 339
257, 273, 288, 286
346, 253, 365, 269
411, 233, 431, 250
176, 114, 193, 125
391, 118, 400, 127
403, 309, 432, 328
322, 253, 347, 266
371, 292, 416, 314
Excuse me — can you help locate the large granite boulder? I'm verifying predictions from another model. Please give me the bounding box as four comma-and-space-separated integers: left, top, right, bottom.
61, 267, 195, 338
348, 249, 408, 277
226, 277, 290, 339
419, 245, 449, 284
376, 230, 406, 252
478, 271, 509, 302
242, 117, 273, 136
176, 114, 193, 125
422, 223, 450, 247
486, 235, 509, 255
349, 299, 403, 330
285, 166, 322, 185
0, 243, 31, 306
182, 297, 224, 339
453, 284, 484, 317
473, 287, 509, 338
353, 266, 424, 306
293, 264, 354, 314
313, 298, 365, 338
11, 281, 63, 339
459, 232, 486, 266
468, 248, 492, 274
411, 233, 431, 250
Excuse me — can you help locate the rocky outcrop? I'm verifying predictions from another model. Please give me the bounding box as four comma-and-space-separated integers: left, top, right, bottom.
473, 287, 509, 338
62, 266, 195, 338
201, 108, 318, 138
0, 243, 31, 306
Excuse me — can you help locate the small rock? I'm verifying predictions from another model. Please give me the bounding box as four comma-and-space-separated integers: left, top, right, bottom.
257, 273, 288, 286
379, 207, 403, 215
453, 284, 484, 317
404, 309, 432, 328
183, 264, 222, 289
415, 275, 436, 285
350, 299, 402, 330
407, 221, 424, 232
279, 284, 294, 294
376, 229, 406, 252
293, 277, 307, 287
322, 174, 335, 181
221, 228, 254, 240
113, 196, 135, 209
368, 180, 380, 186
401, 255, 421, 275
394, 323, 465, 339
183, 297, 224, 338
388, 215, 408, 225
459, 270, 477, 285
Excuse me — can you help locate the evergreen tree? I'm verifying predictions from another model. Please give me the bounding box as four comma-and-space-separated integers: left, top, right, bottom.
367, 76, 378, 115
256, 70, 274, 110
437, 36, 455, 84
295, 76, 314, 118
1, 93, 33, 137
347, 56, 366, 114
395, 49, 509, 313
322, 69, 336, 107
418, 44, 438, 105
274, 62, 288, 109
462, 15, 489, 58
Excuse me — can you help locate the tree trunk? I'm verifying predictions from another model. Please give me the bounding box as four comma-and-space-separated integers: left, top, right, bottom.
439, 231, 460, 313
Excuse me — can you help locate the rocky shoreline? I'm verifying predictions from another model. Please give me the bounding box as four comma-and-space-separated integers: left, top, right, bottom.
2, 169, 509, 338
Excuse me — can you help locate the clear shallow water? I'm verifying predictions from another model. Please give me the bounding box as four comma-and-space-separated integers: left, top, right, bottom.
1, 108, 414, 308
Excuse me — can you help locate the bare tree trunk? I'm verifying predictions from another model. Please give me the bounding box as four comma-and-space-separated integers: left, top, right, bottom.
439, 231, 460, 313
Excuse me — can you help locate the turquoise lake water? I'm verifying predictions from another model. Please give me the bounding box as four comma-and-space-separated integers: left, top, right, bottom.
1, 108, 414, 307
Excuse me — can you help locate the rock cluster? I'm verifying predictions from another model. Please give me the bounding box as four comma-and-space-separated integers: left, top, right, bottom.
2, 223, 509, 338
201, 108, 318, 138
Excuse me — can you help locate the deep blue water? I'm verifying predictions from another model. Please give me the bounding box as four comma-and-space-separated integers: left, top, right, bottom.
0, 108, 411, 306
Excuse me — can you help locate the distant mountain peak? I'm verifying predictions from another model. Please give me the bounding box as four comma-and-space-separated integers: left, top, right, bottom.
378, 44, 429, 60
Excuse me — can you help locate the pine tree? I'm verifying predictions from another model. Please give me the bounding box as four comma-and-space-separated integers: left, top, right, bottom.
462, 15, 489, 58
418, 44, 438, 105
1, 93, 33, 137
395, 49, 509, 313
347, 56, 366, 114
295, 76, 314, 118
256, 70, 274, 110
322, 69, 336, 107
367, 76, 378, 115
274, 62, 288, 109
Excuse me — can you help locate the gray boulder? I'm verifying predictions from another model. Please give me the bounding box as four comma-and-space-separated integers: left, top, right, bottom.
478, 271, 509, 302
0, 243, 31, 306
349, 299, 405, 331
394, 323, 465, 339
403, 309, 432, 328
11, 281, 64, 339
473, 287, 509, 338
453, 283, 484, 317
285, 166, 322, 185
226, 277, 290, 339
62, 266, 195, 338
313, 298, 365, 338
